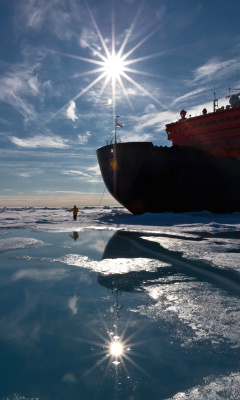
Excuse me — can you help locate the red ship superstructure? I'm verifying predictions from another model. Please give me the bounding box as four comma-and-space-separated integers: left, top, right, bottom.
166, 91, 240, 159
97, 90, 240, 214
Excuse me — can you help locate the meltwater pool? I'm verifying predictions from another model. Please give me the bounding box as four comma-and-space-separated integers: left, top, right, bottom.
0, 229, 239, 400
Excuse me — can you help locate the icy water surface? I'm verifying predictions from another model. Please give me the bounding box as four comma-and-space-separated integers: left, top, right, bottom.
0, 228, 240, 400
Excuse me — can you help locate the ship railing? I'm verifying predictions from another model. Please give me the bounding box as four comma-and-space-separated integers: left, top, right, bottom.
106, 138, 121, 145
182, 104, 233, 120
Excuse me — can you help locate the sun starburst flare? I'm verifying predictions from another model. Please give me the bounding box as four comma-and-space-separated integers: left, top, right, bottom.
110, 339, 123, 357
103, 54, 125, 79
61, 291, 160, 397
47, 1, 167, 126
75, 317, 160, 397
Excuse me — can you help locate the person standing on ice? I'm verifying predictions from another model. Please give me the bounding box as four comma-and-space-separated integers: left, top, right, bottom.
69, 205, 79, 221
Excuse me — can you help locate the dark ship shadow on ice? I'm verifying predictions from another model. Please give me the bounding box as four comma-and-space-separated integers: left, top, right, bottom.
98, 230, 240, 295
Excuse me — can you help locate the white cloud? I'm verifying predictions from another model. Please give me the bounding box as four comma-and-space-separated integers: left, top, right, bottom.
28, 76, 39, 94
78, 131, 91, 145
9, 135, 69, 149
79, 27, 100, 51
16, 172, 31, 178
17, 0, 81, 40
0, 63, 41, 123
193, 57, 240, 83
87, 165, 101, 175
0, 117, 12, 126
128, 111, 178, 136
62, 170, 90, 177
66, 101, 78, 122
172, 88, 206, 106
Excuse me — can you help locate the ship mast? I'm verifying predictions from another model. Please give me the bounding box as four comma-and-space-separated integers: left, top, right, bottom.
115, 115, 121, 144
213, 92, 218, 112
112, 116, 122, 197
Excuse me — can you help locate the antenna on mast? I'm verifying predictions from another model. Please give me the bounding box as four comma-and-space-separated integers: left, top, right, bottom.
225, 88, 240, 98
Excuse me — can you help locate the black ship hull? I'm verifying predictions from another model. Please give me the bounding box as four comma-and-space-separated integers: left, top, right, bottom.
96, 142, 240, 214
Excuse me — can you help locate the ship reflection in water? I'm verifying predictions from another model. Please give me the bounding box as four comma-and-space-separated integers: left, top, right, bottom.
98, 230, 240, 295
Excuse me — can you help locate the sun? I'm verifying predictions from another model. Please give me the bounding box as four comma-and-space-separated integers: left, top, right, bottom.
48, 1, 164, 125
103, 54, 125, 78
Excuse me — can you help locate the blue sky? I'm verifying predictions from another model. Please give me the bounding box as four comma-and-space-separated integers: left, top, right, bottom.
1, 0, 240, 207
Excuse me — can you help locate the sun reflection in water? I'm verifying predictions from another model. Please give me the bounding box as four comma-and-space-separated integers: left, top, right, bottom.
110, 339, 123, 358
69, 287, 158, 398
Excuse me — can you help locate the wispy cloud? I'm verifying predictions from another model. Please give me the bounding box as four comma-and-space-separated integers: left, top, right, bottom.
16, 0, 81, 40
66, 101, 78, 122
16, 172, 31, 178
61, 170, 90, 177
193, 57, 240, 83
171, 88, 206, 106
13, 168, 44, 178
87, 164, 101, 176
78, 131, 91, 144
0, 117, 13, 127
61, 165, 102, 180
127, 110, 178, 138
9, 135, 69, 148
0, 62, 42, 124
79, 27, 101, 52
